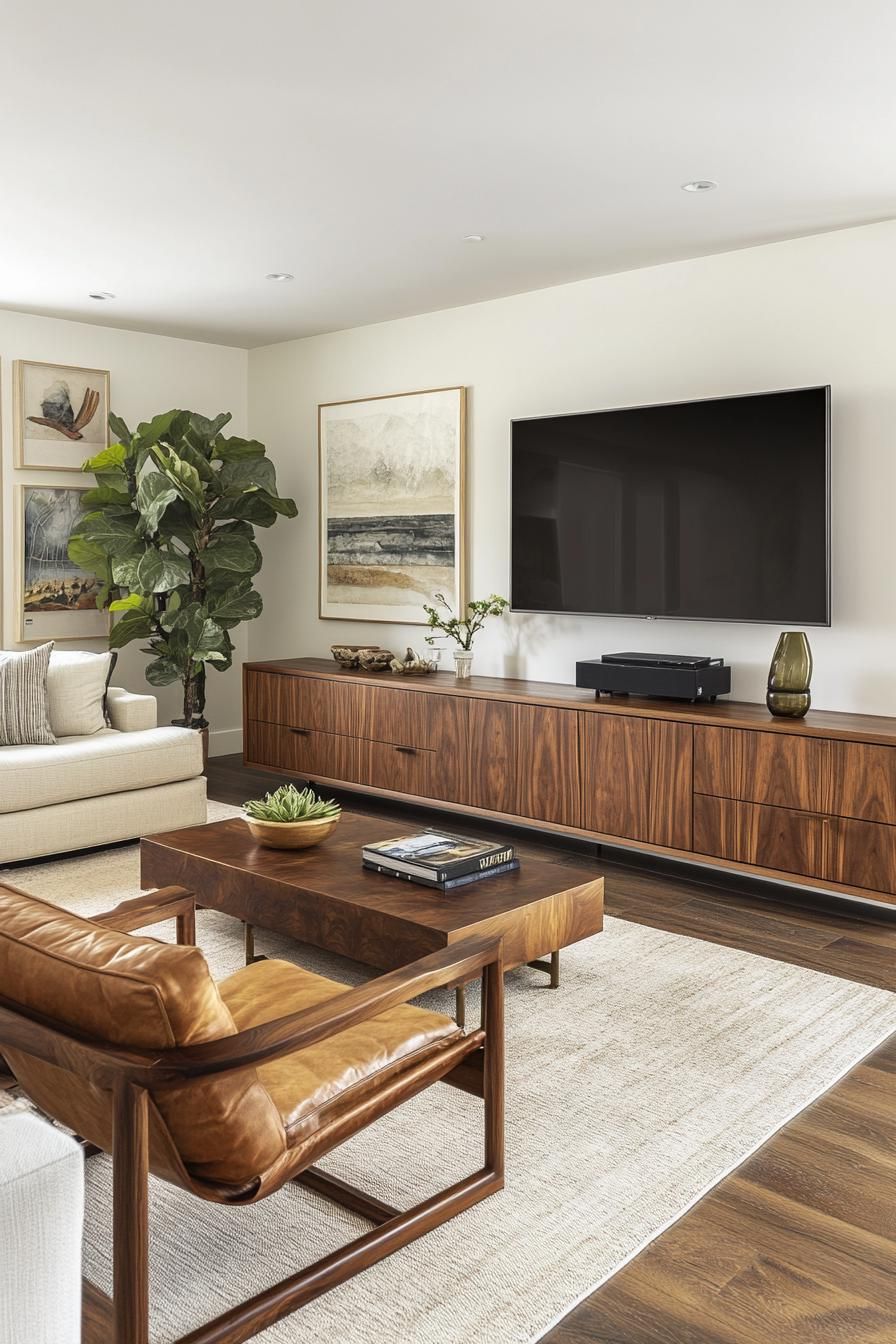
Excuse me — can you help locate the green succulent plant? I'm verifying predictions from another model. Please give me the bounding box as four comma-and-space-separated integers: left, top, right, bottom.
67, 408, 297, 728
244, 784, 341, 824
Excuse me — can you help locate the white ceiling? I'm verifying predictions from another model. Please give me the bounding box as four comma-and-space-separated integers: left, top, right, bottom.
2, 1, 895, 348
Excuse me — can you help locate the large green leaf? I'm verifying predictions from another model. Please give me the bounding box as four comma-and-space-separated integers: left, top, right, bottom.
68, 534, 111, 574
173, 441, 215, 482
135, 548, 192, 593
135, 410, 182, 448
81, 485, 133, 509
213, 493, 277, 527
193, 618, 229, 661
150, 447, 206, 514
145, 656, 183, 687
212, 436, 266, 462
108, 412, 132, 444
259, 490, 298, 519
76, 511, 142, 554
109, 592, 153, 613
109, 609, 154, 650
82, 442, 129, 475
136, 472, 179, 535
219, 455, 277, 496
202, 533, 259, 575
110, 553, 144, 588
208, 580, 262, 628
183, 411, 231, 457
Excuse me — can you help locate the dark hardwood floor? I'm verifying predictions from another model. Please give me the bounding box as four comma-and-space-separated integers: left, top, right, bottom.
209, 755, 896, 1344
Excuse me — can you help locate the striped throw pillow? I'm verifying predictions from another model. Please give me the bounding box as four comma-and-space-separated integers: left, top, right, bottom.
0, 643, 57, 746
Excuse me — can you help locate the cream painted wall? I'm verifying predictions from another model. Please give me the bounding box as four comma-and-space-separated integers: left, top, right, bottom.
247, 219, 896, 716
0, 309, 248, 752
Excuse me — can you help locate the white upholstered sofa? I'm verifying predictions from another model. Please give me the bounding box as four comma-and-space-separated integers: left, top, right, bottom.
0, 687, 206, 865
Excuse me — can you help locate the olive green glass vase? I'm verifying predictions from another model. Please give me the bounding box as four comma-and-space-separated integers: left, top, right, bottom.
766, 631, 812, 718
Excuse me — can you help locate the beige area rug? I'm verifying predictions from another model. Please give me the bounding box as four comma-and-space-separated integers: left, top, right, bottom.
6, 802, 896, 1344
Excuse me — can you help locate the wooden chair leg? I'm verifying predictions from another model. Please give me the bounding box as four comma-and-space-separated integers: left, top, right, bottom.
113, 1082, 150, 1344
482, 959, 505, 1177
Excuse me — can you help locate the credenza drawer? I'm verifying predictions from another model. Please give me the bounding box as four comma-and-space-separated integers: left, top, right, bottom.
357, 685, 437, 749
694, 726, 830, 813
246, 720, 360, 783
829, 815, 896, 895
362, 740, 437, 797
693, 794, 828, 882
246, 671, 362, 736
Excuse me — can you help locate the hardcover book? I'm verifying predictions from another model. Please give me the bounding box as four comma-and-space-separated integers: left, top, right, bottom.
362, 858, 520, 891
361, 829, 515, 883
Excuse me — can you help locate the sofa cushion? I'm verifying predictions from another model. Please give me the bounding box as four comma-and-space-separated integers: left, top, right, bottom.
0, 726, 203, 815
47, 649, 116, 737
0, 644, 55, 747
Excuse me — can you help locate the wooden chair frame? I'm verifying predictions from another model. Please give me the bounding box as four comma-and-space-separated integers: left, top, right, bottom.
0, 887, 505, 1344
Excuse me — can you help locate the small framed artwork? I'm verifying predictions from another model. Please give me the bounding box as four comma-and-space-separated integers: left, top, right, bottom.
16, 485, 110, 642
319, 386, 466, 624
14, 359, 110, 471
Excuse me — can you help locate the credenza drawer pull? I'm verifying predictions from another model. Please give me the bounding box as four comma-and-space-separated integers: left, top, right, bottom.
290, 727, 310, 736
395, 745, 417, 755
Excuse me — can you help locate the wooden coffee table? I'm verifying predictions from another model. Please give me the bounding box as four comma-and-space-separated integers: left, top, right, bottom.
140, 812, 604, 1026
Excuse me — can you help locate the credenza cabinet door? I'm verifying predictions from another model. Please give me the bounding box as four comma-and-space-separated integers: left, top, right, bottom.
516, 705, 580, 827
466, 701, 518, 816
582, 715, 693, 849
465, 701, 581, 826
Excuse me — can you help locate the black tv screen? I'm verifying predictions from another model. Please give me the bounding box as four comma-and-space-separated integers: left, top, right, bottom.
511, 386, 830, 625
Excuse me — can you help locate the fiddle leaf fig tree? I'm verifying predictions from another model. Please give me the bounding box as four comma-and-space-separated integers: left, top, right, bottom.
68, 409, 297, 728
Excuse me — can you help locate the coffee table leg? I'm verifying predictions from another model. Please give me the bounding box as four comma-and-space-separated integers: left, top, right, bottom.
244, 922, 255, 965
526, 949, 561, 987
455, 985, 466, 1030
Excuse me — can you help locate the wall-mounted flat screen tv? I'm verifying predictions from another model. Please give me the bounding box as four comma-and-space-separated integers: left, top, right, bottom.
510, 386, 831, 625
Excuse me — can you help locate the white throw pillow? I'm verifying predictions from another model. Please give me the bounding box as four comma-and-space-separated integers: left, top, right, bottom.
46, 650, 116, 738
0, 643, 56, 746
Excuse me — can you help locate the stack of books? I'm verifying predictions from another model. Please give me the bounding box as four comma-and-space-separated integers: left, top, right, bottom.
362, 829, 518, 891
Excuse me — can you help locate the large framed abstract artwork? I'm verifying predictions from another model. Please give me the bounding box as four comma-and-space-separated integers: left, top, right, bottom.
14, 359, 109, 471
16, 485, 109, 641
319, 386, 466, 624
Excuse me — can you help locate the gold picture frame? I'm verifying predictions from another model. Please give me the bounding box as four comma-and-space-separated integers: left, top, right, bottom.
14, 359, 110, 472
318, 385, 466, 624
16, 483, 111, 643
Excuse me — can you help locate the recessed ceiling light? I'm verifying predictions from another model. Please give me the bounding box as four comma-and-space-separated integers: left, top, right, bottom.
681, 180, 717, 193
89, 290, 115, 300
265, 272, 294, 281
463, 234, 485, 242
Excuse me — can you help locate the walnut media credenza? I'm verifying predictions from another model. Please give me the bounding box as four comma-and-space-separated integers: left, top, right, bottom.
243, 658, 896, 909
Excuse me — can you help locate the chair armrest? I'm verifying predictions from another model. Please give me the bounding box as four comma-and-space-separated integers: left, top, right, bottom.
106, 686, 157, 733
91, 887, 196, 943
154, 934, 504, 1082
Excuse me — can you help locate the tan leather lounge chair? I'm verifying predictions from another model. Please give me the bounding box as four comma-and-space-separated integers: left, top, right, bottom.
0, 881, 504, 1344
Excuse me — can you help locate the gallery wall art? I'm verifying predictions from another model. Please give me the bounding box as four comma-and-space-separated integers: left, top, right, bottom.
14, 359, 109, 471
16, 484, 109, 641
318, 386, 466, 624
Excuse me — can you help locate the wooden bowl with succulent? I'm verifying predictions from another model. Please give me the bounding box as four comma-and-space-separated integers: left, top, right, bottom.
243, 784, 342, 849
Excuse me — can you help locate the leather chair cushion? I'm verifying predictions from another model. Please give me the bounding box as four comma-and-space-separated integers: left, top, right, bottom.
0, 883, 232, 1048
220, 958, 461, 1140
0, 884, 287, 1186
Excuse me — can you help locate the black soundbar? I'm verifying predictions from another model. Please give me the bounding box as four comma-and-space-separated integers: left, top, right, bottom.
576, 654, 731, 702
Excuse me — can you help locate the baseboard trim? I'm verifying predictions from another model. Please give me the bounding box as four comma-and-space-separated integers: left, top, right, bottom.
209, 727, 243, 757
